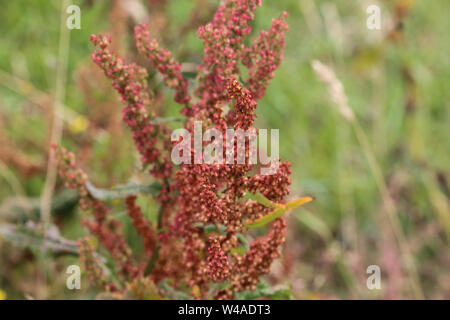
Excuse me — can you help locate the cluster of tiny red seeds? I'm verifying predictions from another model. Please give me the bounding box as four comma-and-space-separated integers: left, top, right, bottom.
125, 196, 157, 257
57, 0, 292, 299
206, 234, 232, 282
55, 146, 138, 277
243, 12, 289, 100
78, 237, 117, 292
135, 24, 191, 106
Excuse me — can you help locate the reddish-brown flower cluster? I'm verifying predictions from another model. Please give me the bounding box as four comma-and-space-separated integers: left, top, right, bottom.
135, 24, 191, 106
125, 196, 157, 257
234, 218, 287, 291
56, 0, 292, 299
90, 34, 157, 166
227, 78, 258, 130
78, 237, 118, 293
206, 234, 231, 283
90, 34, 174, 185
193, 0, 265, 122
55, 146, 138, 278
243, 12, 289, 100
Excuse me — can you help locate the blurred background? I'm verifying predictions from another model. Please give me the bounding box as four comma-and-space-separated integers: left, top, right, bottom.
0, 0, 449, 299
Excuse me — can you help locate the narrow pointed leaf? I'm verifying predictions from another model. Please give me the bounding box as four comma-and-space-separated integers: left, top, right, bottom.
244, 192, 277, 208
0, 223, 78, 256
245, 196, 314, 229
152, 117, 185, 124
86, 181, 162, 201
245, 206, 286, 228
285, 196, 314, 211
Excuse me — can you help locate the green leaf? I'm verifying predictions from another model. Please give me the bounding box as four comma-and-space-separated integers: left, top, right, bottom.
229, 247, 246, 256
192, 223, 227, 235
235, 282, 292, 300
0, 223, 78, 256
285, 196, 314, 211
236, 233, 249, 251
230, 233, 249, 255
86, 181, 162, 201
244, 206, 285, 229
238, 75, 248, 86
244, 196, 314, 229
181, 71, 197, 80
244, 192, 277, 208
0, 189, 79, 223
152, 117, 186, 124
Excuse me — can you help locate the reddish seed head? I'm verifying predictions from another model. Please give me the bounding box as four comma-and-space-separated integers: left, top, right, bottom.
56, 0, 292, 299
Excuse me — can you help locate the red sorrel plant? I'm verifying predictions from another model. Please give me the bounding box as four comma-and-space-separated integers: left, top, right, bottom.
55, 0, 313, 300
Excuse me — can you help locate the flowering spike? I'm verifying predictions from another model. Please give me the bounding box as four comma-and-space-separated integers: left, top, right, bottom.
233, 218, 287, 292
135, 24, 191, 106
90, 34, 160, 167
78, 237, 118, 292
54, 146, 138, 277
195, 0, 261, 108
207, 235, 231, 282
125, 195, 157, 257
227, 78, 258, 130
243, 12, 289, 100
56, 1, 299, 300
